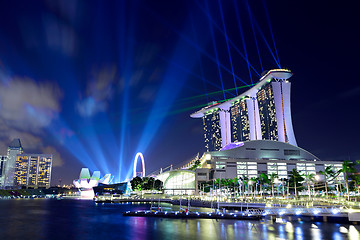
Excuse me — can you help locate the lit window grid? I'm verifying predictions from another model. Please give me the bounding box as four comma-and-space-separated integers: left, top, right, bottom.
297, 163, 316, 176
203, 110, 222, 152
14, 155, 52, 187
230, 100, 250, 143
257, 84, 279, 141
236, 162, 258, 179
267, 162, 287, 179
324, 164, 345, 184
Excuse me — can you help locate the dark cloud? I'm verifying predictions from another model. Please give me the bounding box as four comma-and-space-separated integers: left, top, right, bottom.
0, 76, 61, 129
0, 71, 63, 168
76, 66, 116, 117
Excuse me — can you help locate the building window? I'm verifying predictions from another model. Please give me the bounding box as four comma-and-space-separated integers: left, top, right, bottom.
236, 162, 258, 178
284, 149, 300, 156
267, 162, 288, 178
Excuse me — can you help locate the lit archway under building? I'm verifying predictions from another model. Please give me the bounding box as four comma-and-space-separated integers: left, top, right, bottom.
156, 170, 195, 195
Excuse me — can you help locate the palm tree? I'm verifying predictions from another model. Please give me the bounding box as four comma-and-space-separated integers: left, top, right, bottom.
269, 173, 278, 198
250, 177, 257, 198
303, 172, 315, 200
233, 177, 239, 197
349, 174, 360, 196
289, 169, 304, 199
319, 166, 336, 199
338, 160, 357, 200
242, 175, 249, 199
280, 178, 288, 198
258, 173, 269, 199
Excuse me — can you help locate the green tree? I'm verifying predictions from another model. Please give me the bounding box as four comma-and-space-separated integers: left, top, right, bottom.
303, 172, 315, 200
189, 160, 201, 171
289, 169, 304, 199
269, 173, 278, 198
250, 177, 257, 198
279, 178, 288, 198
130, 176, 143, 191
319, 166, 336, 199
238, 175, 249, 199
338, 160, 357, 200
258, 173, 269, 199
154, 179, 163, 191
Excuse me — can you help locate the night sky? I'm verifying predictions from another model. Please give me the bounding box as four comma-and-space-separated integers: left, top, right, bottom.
0, 0, 359, 185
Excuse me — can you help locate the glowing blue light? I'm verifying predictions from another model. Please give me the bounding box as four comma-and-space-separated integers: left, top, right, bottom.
313, 210, 320, 215
331, 209, 340, 215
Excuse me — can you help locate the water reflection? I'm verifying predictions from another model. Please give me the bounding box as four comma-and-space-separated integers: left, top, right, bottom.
0, 199, 359, 240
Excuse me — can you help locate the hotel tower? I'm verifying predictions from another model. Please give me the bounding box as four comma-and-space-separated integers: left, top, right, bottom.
191, 69, 297, 151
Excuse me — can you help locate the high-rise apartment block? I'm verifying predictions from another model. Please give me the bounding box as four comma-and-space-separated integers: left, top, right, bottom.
15, 154, 52, 188
0, 139, 53, 189
0, 155, 7, 187
3, 139, 23, 187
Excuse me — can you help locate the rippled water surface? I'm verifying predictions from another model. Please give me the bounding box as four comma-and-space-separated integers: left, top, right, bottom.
0, 199, 359, 240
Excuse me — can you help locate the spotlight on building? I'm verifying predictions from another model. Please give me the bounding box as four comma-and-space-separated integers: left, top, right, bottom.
73, 168, 112, 198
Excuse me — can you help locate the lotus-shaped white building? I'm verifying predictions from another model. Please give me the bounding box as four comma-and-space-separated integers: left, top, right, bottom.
73, 168, 112, 198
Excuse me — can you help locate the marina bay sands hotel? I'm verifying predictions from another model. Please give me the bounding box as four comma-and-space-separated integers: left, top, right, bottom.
191, 69, 297, 151
155, 69, 344, 195
188, 69, 344, 184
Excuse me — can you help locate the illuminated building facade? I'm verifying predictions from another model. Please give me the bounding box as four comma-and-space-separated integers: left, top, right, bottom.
257, 84, 278, 141
14, 154, 52, 188
0, 156, 6, 187
156, 170, 195, 195
203, 108, 223, 151
191, 69, 297, 151
198, 140, 344, 182
3, 139, 23, 188
230, 98, 251, 143
73, 168, 113, 198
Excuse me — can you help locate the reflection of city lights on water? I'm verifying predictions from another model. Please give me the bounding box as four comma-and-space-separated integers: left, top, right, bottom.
285, 222, 294, 233
339, 226, 348, 233
311, 227, 321, 239
349, 225, 360, 240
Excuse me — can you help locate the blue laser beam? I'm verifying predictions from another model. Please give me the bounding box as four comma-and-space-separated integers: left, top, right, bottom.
246, 0, 281, 68
262, 0, 281, 67
233, 0, 253, 84
190, 15, 209, 103
205, 0, 226, 100
218, 0, 238, 95
141, 2, 252, 88
195, 0, 261, 79
245, 0, 264, 73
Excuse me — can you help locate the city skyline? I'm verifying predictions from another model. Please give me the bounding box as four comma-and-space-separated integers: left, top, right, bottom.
0, 0, 359, 184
